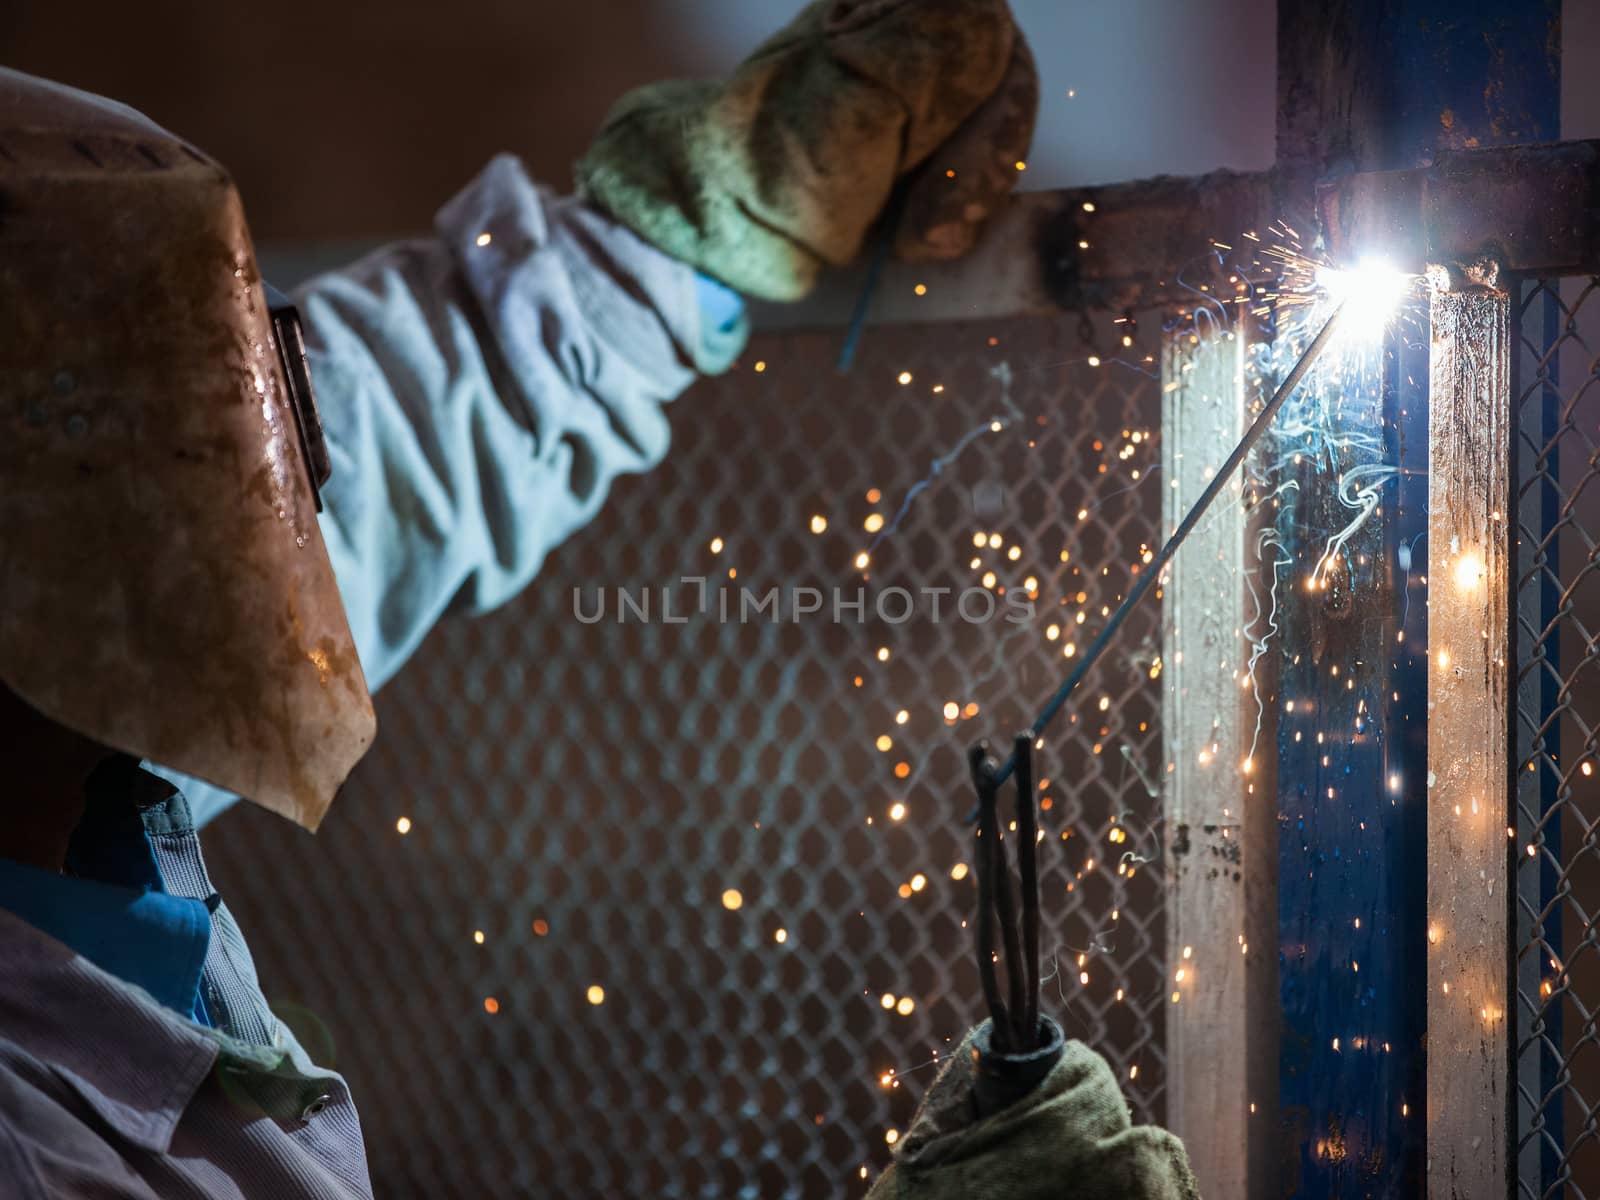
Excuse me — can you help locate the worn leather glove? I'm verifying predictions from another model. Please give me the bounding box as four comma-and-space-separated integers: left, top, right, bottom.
576, 0, 1039, 301
866, 1023, 1200, 1200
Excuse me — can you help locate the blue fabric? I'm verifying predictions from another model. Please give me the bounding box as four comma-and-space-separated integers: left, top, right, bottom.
0, 779, 213, 1024
694, 271, 745, 335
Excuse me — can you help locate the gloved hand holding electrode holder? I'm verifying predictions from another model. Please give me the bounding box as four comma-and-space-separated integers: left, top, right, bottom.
966, 735, 1063, 1119
863, 736, 1199, 1199
576, 0, 1039, 303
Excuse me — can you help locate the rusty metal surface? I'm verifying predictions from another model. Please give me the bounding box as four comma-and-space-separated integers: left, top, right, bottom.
1426, 285, 1514, 1200
754, 170, 1283, 331
1036, 169, 1282, 315
1276, 0, 1560, 179
1038, 139, 1600, 318
1040, 140, 1600, 315
1319, 140, 1600, 278
760, 136, 1600, 333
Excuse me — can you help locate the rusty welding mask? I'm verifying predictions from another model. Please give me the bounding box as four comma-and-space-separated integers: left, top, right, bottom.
0, 69, 375, 830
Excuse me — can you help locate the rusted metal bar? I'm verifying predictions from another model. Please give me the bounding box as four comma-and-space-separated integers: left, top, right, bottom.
1425, 278, 1514, 1200
748, 174, 1283, 331
754, 139, 1600, 334
1277, 4, 1555, 1196
1037, 140, 1600, 317
1319, 140, 1600, 277
1035, 170, 1282, 314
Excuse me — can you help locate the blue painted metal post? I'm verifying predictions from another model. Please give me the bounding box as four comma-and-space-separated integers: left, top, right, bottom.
1272, 2, 1559, 1196
1270, 314, 1430, 1199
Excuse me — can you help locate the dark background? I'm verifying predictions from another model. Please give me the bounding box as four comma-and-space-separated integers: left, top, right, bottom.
0, 0, 1283, 244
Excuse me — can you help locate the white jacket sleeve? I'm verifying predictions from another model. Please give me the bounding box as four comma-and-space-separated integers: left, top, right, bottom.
169, 155, 748, 824
307, 153, 746, 692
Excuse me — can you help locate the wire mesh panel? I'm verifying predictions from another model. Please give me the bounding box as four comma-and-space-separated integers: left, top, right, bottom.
203, 312, 1168, 1199
1514, 278, 1600, 1200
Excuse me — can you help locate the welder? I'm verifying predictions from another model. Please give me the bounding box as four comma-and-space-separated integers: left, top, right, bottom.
0, 1, 1193, 1195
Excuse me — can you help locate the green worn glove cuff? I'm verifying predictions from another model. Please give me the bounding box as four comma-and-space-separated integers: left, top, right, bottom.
575, 0, 1024, 301
867, 1023, 1200, 1200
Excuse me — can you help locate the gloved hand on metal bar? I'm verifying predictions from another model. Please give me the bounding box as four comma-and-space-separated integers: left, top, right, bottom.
866, 737, 1199, 1200
578, 0, 1040, 300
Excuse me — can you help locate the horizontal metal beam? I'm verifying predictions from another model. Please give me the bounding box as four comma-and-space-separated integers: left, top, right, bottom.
747, 190, 1067, 330
758, 138, 1600, 333
1318, 139, 1600, 277
262, 145, 1600, 337
1036, 170, 1283, 314
751, 170, 1283, 331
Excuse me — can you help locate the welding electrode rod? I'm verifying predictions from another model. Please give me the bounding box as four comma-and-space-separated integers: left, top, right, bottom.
974, 744, 1029, 1047
969, 746, 1011, 1049
988, 301, 1348, 789
1012, 733, 1041, 1042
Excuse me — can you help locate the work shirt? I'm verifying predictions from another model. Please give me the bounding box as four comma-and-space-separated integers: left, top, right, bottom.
0, 762, 370, 1198
161, 152, 747, 825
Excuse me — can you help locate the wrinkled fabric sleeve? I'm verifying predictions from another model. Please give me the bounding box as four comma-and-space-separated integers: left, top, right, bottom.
168, 154, 747, 825
309, 153, 746, 691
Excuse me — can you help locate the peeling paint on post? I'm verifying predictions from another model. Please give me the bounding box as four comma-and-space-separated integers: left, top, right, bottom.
1426, 283, 1513, 1199
1161, 321, 1278, 1200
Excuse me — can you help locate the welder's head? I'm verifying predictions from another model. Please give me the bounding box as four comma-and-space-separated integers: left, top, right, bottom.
0, 69, 375, 830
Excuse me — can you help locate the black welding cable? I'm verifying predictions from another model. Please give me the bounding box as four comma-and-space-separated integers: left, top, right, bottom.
1012, 733, 1041, 1043
985, 800, 1030, 1047
979, 301, 1349, 793
969, 745, 1011, 1049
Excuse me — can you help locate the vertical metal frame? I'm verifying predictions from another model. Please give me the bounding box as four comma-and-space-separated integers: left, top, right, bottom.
1426, 281, 1515, 1197
1161, 321, 1279, 1200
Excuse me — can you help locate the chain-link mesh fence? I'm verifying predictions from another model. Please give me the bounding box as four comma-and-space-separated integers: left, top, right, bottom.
1515, 277, 1600, 1200
203, 312, 1168, 1199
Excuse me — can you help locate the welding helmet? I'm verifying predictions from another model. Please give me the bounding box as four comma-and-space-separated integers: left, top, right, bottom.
0, 69, 375, 829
